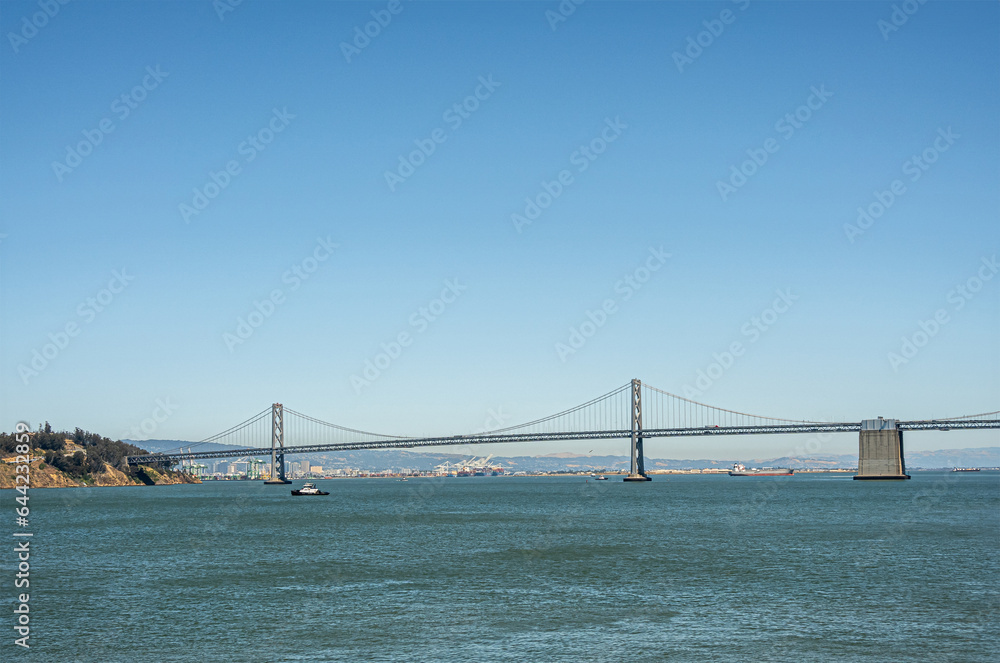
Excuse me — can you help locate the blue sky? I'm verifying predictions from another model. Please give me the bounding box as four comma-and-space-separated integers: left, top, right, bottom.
1, 0, 997, 459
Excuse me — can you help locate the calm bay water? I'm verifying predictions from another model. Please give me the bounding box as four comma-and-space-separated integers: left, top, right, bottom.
11, 472, 999, 661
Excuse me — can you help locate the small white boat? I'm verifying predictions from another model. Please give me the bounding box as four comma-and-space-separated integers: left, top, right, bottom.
291, 482, 329, 496
595, 475, 608, 481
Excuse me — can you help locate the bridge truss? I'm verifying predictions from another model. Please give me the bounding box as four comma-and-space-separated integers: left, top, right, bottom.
127, 380, 1000, 477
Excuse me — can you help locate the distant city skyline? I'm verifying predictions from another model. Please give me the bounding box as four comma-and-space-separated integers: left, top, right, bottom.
1, 1, 997, 460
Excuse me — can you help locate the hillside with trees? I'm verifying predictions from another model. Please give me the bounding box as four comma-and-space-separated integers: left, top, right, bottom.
0, 423, 198, 488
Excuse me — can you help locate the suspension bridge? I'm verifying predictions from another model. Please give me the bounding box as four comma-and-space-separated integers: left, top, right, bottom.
126, 379, 1000, 482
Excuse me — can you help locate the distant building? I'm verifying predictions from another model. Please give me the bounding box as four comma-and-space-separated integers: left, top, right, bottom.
310, 465, 323, 474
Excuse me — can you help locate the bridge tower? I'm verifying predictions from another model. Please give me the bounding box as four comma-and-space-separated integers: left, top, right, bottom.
854, 417, 910, 480
264, 403, 292, 484
624, 378, 651, 481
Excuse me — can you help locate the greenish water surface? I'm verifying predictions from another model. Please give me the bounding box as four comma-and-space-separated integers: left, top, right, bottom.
7, 472, 998, 661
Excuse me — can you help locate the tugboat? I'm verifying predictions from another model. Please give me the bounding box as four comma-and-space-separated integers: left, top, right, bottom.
728, 462, 793, 476
595, 475, 609, 481
291, 482, 329, 496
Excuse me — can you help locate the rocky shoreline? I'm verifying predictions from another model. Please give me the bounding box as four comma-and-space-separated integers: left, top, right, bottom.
0, 458, 201, 489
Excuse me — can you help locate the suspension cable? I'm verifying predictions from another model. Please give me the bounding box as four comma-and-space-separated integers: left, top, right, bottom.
488, 383, 632, 434
641, 382, 820, 424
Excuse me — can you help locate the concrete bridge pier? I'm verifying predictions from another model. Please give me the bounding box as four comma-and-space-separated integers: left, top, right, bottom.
854, 417, 910, 480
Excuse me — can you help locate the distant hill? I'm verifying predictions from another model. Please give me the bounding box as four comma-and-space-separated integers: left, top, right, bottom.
135, 440, 242, 455
128, 440, 1000, 471
903, 447, 1000, 469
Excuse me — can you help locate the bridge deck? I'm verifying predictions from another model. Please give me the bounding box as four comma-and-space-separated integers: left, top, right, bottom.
126, 419, 999, 464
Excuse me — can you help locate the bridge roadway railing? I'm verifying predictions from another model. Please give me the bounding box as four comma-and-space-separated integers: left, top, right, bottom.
125, 419, 999, 465
896, 419, 1000, 431
124, 422, 849, 464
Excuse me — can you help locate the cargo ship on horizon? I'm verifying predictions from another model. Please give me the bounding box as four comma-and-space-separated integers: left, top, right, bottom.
728, 462, 793, 476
